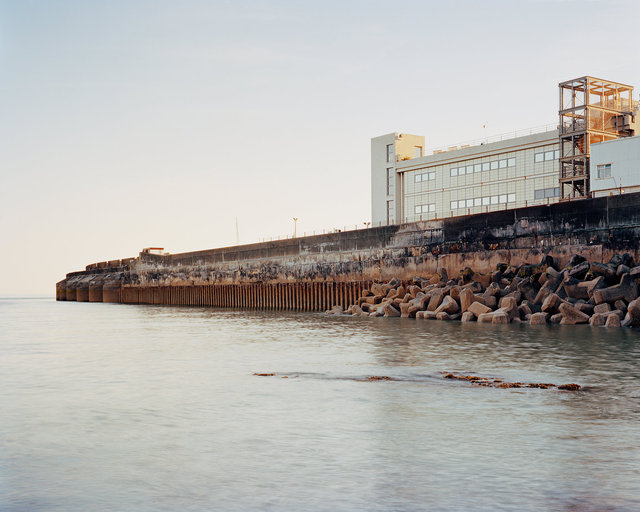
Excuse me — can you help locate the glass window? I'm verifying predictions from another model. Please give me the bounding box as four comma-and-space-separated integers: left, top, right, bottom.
544, 188, 554, 198
534, 153, 544, 163
554, 150, 560, 160
507, 158, 516, 167
597, 163, 612, 179
414, 205, 421, 215
466, 199, 473, 208
491, 196, 498, 204
414, 174, 422, 183
474, 198, 482, 207
459, 167, 466, 175
387, 168, 394, 195
387, 200, 394, 223
450, 201, 457, 210
474, 164, 482, 173
545, 151, 554, 161
490, 161, 499, 170
482, 162, 490, 172
534, 189, 544, 200
413, 146, 423, 158
499, 159, 508, 168
507, 193, 516, 203
450, 168, 458, 177
386, 144, 394, 163
429, 172, 436, 180
482, 196, 490, 206
466, 166, 474, 174
499, 194, 507, 203
554, 187, 560, 197
429, 204, 436, 212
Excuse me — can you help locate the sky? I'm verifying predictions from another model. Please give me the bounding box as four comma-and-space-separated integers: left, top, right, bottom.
1, 0, 639, 296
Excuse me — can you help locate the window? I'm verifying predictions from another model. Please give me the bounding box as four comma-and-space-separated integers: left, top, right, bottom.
508, 158, 516, 167
482, 162, 490, 172
474, 198, 482, 207
428, 172, 436, 180
386, 144, 394, 163
413, 146, 423, 158
535, 149, 559, 163
450, 167, 458, 177
466, 199, 474, 208
415, 203, 436, 214
499, 194, 508, 203
499, 159, 508, 169
474, 164, 482, 173
507, 193, 516, 203
490, 196, 498, 204
459, 166, 466, 176
597, 163, 612, 179
482, 196, 490, 206
387, 168, 394, 195
490, 161, 499, 170
387, 200, 394, 223
450, 201, 458, 210
414, 174, 422, 183
534, 187, 560, 200
466, 165, 474, 174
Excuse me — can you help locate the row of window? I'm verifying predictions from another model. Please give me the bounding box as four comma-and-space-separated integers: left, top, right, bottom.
414, 203, 436, 214
414, 171, 436, 183
450, 158, 516, 177
450, 193, 516, 210
533, 187, 560, 200
387, 168, 395, 195
534, 150, 560, 163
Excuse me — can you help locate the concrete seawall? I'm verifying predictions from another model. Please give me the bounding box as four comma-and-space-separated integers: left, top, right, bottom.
57, 192, 640, 311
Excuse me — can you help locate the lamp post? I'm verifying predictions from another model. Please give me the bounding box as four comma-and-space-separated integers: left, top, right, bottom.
293, 217, 298, 238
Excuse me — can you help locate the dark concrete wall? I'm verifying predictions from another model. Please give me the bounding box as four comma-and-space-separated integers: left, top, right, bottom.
57, 192, 640, 306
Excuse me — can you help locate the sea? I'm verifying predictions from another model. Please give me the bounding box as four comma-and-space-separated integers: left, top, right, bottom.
1, 297, 639, 512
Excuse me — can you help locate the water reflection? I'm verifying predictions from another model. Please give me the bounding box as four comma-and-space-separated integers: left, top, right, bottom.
1, 299, 639, 511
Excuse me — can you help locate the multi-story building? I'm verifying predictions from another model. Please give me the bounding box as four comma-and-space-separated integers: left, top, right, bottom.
372, 76, 640, 226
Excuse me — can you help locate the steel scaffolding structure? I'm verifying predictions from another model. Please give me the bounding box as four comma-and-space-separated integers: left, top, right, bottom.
559, 77, 635, 199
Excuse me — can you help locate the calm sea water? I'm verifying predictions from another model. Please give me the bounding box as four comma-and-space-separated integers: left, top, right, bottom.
1, 298, 639, 511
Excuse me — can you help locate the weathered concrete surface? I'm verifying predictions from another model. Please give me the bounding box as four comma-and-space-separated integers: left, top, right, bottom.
57, 192, 640, 308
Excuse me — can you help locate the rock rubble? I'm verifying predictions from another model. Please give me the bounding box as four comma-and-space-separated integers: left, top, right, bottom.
327, 253, 640, 328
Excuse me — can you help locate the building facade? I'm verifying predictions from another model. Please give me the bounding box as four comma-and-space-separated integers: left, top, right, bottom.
372, 76, 639, 226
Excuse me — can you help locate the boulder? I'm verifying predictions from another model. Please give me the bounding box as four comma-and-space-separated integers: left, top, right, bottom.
468, 301, 492, 317
459, 288, 476, 312
427, 289, 445, 311
605, 314, 621, 328
550, 313, 563, 324
498, 296, 519, 321
326, 305, 344, 315
541, 293, 563, 314
518, 302, 533, 318
477, 312, 495, 323
461, 311, 475, 322
435, 311, 452, 321
383, 303, 401, 317
593, 303, 612, 315
568, 261, 590, 280
435, 295, 460, 315
483, 282, 501, 298
613, 299, 628, 313
621, 298, 640, 327
399, 303, 413, 318
529, 312, 548, 325
558, 303, 590, 325
574, 303, 594, 316
593, 274, 638, 305
617, 265, 631, 276
492, 312, 510, 324
589, 313, 607, 326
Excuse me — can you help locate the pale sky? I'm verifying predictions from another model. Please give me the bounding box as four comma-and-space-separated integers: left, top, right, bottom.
1, 0, 639, 296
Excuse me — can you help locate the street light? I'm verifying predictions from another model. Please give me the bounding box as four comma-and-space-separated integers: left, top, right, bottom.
293, 217, 298, 238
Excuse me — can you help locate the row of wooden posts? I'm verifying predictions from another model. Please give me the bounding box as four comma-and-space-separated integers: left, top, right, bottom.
113, 281, 377, 311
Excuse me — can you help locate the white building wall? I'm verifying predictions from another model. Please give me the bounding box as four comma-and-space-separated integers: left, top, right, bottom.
371, 133, 397, 226
384, 130, 560, 224
591, 135, 640, 194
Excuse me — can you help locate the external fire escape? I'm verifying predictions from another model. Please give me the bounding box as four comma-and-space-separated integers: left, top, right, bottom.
559, 77, 636, 199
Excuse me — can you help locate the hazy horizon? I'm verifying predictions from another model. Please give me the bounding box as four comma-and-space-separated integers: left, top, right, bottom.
2, 0, 640, 295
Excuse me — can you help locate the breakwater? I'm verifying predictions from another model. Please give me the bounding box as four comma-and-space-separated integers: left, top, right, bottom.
57, 192, 640, 312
